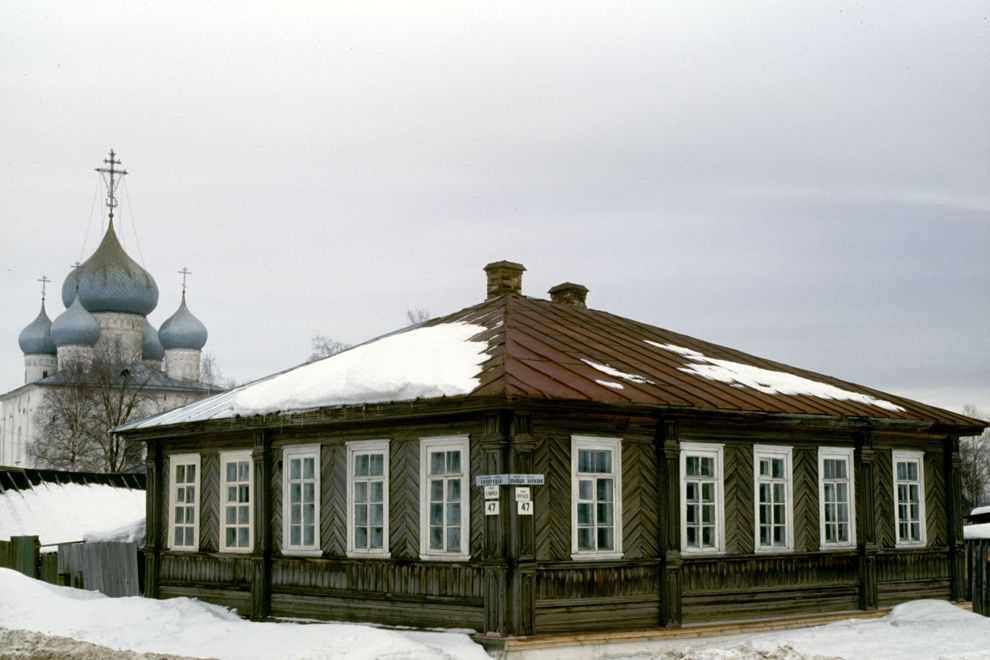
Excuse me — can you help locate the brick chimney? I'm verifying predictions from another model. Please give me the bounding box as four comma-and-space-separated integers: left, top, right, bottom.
484, 261, 526, 300
548, 282, 588, 307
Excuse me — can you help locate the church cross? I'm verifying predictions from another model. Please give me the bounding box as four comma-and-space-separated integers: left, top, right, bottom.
95, 149, 128, 227
179, 267, 192, 296
38, 275, 50, 302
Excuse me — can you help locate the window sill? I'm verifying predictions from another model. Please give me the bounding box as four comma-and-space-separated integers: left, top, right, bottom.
819, 544, 856, 552
282, 549, 323, 558
219, 547, 253, 554
347, 551, 392, 560
681, 548, 724, 556
570, 552, 624, 561
419, 553, 471, 562
754, 546, 794, 554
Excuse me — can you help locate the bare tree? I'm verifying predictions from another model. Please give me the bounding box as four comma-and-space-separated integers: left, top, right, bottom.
308, 335, 349, 362
31, 349, 154, 473
405, 307, 431, 326
960, 405, 990, 509
200, 351, 235, 389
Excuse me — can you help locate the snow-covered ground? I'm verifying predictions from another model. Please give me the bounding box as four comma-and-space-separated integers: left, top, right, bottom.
3, 567, 990, 659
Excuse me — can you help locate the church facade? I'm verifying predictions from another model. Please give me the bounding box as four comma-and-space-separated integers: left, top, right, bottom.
0, 152, 220, 469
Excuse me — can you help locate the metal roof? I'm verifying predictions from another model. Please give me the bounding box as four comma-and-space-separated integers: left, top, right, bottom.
119, 293, 984, 432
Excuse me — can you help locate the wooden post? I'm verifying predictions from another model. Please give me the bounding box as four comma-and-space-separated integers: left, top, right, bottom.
659, 420, 682, 627
251, 430, 273, 619
508, 412, 536, 636
144, 439, 162, 598
480, 412, 509, 637
10, 536, 40, 578
855, 430, 878, 610
946, 436, 965, 601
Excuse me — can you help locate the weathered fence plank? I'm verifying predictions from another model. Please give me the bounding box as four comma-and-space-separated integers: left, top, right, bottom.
57, 541, 141, 597
9, 536, 40, 578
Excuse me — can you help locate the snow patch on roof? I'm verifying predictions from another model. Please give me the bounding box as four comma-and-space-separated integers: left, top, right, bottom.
965, 523, 990, 540
233, 322, 489, 415
595, 379, 625, 390
970, 505, 990, 516
646, 341, 906, 413
83, 517, 145, 544
582, 359, 655, 385
0, 483, 146, 545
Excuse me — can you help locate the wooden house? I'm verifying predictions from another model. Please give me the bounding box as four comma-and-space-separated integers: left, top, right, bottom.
117, 261, 986, 642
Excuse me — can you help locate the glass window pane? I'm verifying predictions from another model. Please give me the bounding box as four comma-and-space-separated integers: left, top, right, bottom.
370, 481, 384, 502
239, 485, 250, 503
430, 452, 445, 475
447, 503, 460, 525
430, 503, 443, 526
177, 465, 185, 482
595, 450, 611, 473
304, 483, 315, 503
239, 506, 249, 524
446, 450, 461, 474
371, 503, 384, 525
226, 507, 236, 524
597, 527, 613, 551
304, 526, 315, 546
597, 502, 613, 524
578, 450, 591, 473
303, 503, 314, 526
578, 528, 594, 550
597, 478, 612, 502
447, 527, 460, 552
355, 526, 368, 549
239, 462, 250, 482
370, 527, 384, 549
447, 479, 461, 501
303, 458, 314, 480
579, 480, 592, 500
430, 527, 443, 550
686, 456, 698, 476
291, 527, 301, 546
238, 527, 249, 548
226, 463, 237, 482
226, 528, 236, 547
430, 480, 443, 502
699, 457, 713, 477
355, 482, 368, 503
355, 504, 367, 525
370, 454, 384, 476
290, 459, 301, 480
355, 454, 369, 477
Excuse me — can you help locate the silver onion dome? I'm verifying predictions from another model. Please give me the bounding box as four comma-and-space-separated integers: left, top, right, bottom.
159, 293, 208, 350
61, 222, 159, 316
142, 317, 165, 360
18, 302, 57, 355
51, 294, 102, 347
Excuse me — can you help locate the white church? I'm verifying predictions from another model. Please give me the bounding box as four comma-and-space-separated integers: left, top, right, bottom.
0, 152, 221, 469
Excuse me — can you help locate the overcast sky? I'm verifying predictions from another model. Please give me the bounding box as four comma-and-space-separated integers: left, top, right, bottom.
2, 2, 988, 417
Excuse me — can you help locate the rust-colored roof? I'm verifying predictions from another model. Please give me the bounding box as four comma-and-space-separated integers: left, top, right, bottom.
441, 294, 981, 429
119, 291, 984, 433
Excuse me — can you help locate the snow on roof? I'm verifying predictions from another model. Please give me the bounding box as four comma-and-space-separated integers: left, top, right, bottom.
965, 523, 990, 540
0, 482, 146, 545
647, 341, 906, 413
583, 359, 655, 385
970, 505, 990, 516
82, 517, 145, 544
233, 321, 489, 415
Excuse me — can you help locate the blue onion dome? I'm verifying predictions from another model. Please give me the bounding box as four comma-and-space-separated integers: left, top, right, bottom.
18, 301, 57, 355
159, 293, 208, 350
51, 294, 102, 347
61, 222, 159, 315
142, 318, 165, 360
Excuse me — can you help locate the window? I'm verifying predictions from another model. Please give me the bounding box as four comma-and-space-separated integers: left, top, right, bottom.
220, 450, 253, 553
282, 445, 321, 555
819, 447, 856, 549
680, 443, 724, 554
753, 445, 794, 552
571, 436, 623, 559
892, 450, 926, 547
347, 440, 390, 557
169, 453, 200, 551
420, 436, 470, 560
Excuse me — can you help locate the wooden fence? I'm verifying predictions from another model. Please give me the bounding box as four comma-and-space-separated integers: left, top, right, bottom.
968, 539, 990, 616
0, 535, 140, 596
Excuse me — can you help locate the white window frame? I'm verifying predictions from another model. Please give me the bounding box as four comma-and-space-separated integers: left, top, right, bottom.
219, 450, 253, 553
282, 444, 322, 556
680, 443, 725, 554
753, 445, 794, 553
892, 449, 927, 547
346, 439, 390, 558
168, 453, 200, 552
570, 435, 624, 560
419, 435, 470, 561
818, 447, 856, 550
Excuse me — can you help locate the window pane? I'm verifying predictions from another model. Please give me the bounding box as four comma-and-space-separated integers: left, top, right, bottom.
699, 457, 713, 477
239, 462, 250, 482
238, 527, 249, 548
430, 503, 443, 526
239, 485, 250, 503
303, 458, 314, 480
369, 454, 384, 476
579, 479, 593, 500
447, 503, 460, 525
355, 504, 367, 525
430, 480, 443, 502
355, 526, 368, 549
596, 478, 612, 502
447, 479, 461, 501
355, 481, 368, 503
303, 503, 314, 526
430, 452, 445, 475
578, 450, 592, 473
370, 481, 384, 502
594, 450, 611, 473
578, 527, 594, 550
355, 454, 369, 477
290, 459, 301, 480
370, 527, 384, 549
430, 527, 443, 550
304, 526, 315, 546
370, 503, 384, 525
291, 527, 301, 546
177, 465, 185, 482
226, 507, 236, 524
597, 502, 613, 524
597, 527, 613, 551
577, 503, 592, 525
447, 527, 460, 552
226, 463, 237, 482
226, 528, 236, 547
446, 450, 461, 474
304, 483, 315, 503
686, 456, 698, 477
239, 506, 249, 524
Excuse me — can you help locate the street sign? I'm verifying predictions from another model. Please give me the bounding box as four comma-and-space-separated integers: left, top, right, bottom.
484, 485, 499, 500
474, 474, 545, 487
485, 501, 500, 516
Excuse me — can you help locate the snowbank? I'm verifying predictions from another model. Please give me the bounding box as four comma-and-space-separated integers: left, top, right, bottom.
0, 483, 146, 545
233, 322, 489, 415
0, 568, 488, 660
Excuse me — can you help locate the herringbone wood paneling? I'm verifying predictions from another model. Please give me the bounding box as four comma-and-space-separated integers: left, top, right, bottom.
621, 440, 658, 559
200, 452, 219, 552
390, 438, 418, 559
875, 452, 895, 548
271, 454, 282, 553
926, 451, 947, 547
724, 444, 753, 554
534, 434, 570, 561
470, 439, 483, 556
793, 446, 819, 552
325, 442, 346, 556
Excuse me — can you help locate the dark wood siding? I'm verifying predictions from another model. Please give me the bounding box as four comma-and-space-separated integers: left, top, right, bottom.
199, 451, 219, 553
682, 553, 860, 622
876, 549, 951, 607
534, 562, 661, 633
724, 442, 754, 555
